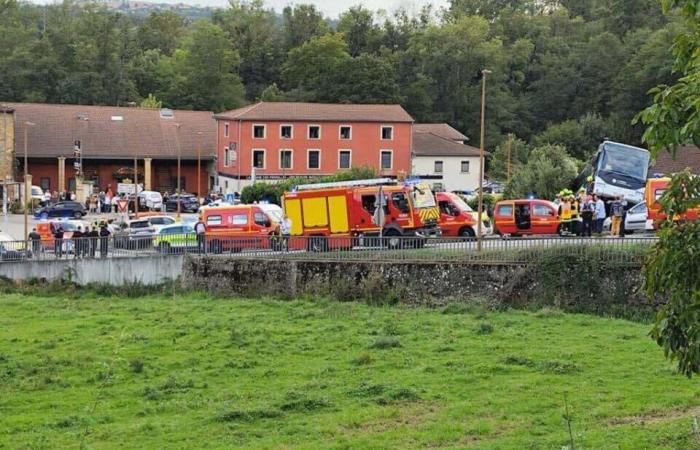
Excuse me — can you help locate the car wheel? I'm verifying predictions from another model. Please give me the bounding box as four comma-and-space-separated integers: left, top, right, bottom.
459, 227, 476, 239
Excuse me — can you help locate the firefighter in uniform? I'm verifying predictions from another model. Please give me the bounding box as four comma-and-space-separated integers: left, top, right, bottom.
570, 194, 580, 236
559, 196, 572, 235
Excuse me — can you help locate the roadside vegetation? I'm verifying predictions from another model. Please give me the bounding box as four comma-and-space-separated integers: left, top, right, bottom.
1, 293, 698, 449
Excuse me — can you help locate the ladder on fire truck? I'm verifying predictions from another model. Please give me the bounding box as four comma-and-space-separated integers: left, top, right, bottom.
294, 178, 396, 192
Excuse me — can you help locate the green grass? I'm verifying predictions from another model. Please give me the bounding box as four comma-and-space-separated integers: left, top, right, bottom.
1, 293, 699, 449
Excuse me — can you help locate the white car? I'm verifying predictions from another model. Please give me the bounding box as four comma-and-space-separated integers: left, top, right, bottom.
138, 191, 164, 211
603, 202, 654, 234
140, 215, 177, 233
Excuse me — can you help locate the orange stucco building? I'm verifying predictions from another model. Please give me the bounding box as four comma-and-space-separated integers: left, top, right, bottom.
214, 102, 414, 193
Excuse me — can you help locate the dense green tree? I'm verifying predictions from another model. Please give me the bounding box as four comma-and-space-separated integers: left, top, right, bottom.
337, 6, 381, 56
137, 11, 185, 55
282, 4, 329, 50
487, 136, 530, 181
282, 33, 350, 99
503, 144, 580, 200
534, 113, 609, 160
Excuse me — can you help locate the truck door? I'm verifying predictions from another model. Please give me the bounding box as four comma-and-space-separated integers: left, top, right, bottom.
438, 198, 460, 236
389, 191, 412, 230
494, 202, 515, 234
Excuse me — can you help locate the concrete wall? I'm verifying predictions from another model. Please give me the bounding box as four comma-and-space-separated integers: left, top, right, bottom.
0, 255, 183, 285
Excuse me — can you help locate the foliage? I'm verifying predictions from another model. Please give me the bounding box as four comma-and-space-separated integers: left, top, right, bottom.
486, 136, 530, 181
139, 93, 161, 109
636, 0, 700, 377
1, 293, 698, 448
503, 144, 580, 200
533, 113, 610, 160
240, 165, 378, 205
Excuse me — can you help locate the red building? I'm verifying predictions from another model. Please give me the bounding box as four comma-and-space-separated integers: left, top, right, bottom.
2, 102, 216, 196
213, 102, 414, 193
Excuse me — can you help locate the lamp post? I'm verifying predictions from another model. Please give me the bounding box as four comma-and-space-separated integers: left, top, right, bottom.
23, 121, 35, 243
174, 123, 182, 221
196, 131, 202, 203
477, 69, 491, 252
134, 147, 139, 219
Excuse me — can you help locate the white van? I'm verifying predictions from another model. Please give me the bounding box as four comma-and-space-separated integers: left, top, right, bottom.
138, 191, 163, 211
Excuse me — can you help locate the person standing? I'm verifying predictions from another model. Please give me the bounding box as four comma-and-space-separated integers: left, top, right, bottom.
559, 197, 572, 235
53, 226, 64, 259
111, 195, 119, 214
194, 218, 207, 253
73, 226, 84, 258
610, 196, 624, 237
593, 195, 606, 235
88, 225, 99, 258
99, 222, 110, 258
29, 227, 42, 257
280, 214, 292, 252
580, 195, 594, 237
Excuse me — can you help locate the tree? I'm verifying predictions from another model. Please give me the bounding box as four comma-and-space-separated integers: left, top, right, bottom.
139, 93, 162, 108
636, 0, 700, 377
137, 11, 185, 55
324, 54, 403, 104
502, 144, 579, 200
282, 33, 350, 99
282, 4, 329, 50
337, 6, 381, 56
533, 113, 608, 160
487, 136, 530, 181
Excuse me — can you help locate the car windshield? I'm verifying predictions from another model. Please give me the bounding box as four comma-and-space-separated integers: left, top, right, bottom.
598, 143, 650, 181
449, 194, 473, 212
130, 221, 150, 229
411, 185, 436, 208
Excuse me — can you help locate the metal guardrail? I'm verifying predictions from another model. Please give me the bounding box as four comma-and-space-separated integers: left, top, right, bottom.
0, 234, 658, 266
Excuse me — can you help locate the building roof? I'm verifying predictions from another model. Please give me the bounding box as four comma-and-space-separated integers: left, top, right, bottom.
412, 131, 484, 157
4, 102, 216, 160
214, 102, 414, 123
413, 123, 468, 142
651, 145, 700, 175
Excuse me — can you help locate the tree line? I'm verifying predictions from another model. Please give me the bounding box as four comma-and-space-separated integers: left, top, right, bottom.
0, 0, 678, 188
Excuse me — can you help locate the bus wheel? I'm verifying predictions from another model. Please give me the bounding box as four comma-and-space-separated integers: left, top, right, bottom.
308, 236, 327, 252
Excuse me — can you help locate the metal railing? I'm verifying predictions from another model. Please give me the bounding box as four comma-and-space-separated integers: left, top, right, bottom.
1, 234, 658, 266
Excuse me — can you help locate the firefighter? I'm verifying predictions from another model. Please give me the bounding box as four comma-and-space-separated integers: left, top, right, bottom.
570, 193, 581, 236
559, 196, 572, 235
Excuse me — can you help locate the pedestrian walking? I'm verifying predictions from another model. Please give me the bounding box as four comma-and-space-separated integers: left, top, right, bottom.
280, 214, 292, 252
593, 195, 606, 235
610, 195, 625, 237
194, 218, 207, 253
580, 195, 594, 237
54, 226, 64, 259
88, 226, 99, 258
99, 222, 110, 258
29, 227, 42, 257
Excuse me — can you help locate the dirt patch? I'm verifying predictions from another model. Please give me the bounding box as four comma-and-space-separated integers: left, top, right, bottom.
342, 402, 441, 435
607, 405, 700, 426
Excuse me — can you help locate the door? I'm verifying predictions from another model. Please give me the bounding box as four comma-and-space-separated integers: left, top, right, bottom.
438, 199, 461, 236
531, 202, 558, 235
389, 191, 412, 230
625, 202, 647, 232
494, 202, 515, 234
515, 203, 532, 231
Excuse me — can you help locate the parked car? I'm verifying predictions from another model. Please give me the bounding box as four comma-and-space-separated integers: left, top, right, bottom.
113, 218, 156, 249
603, 201, 654, 234
34, 201, 87, 219
493, 199, 561, 236
154, 223, 196, 253
138, 191, 164, 211
140, 215, 176, 233
165, 194, 200, 213
0, 232, 25, 260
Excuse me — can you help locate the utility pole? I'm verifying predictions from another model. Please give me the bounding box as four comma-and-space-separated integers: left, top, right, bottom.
23, 121, 35, 243
507, 133, 513, 183
477, 69, 491, 252
174, 123, 182, 221
134, 147, 139, 219
196, 131, 202, 203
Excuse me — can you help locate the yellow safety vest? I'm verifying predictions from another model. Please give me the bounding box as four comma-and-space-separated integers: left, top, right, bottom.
561, 202, 572, 221
571, 201, 579, 219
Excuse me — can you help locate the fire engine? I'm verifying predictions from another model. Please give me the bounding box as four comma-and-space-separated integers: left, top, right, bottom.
282, 178, 441, 250
645, 177, 699, 223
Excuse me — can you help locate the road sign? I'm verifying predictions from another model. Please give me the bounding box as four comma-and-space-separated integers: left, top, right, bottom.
117, 199, 129, 213
73, 161, 81, 169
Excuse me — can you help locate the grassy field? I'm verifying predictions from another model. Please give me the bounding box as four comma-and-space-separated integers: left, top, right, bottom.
1, 292, 699, 449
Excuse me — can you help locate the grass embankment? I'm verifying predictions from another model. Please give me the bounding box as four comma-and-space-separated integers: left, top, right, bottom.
1, 293, 698, 449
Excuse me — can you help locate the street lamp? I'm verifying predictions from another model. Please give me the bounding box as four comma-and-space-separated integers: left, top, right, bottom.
477, 69, 491, 252
174, 123, 182, 220
23, 121, 35, 243
196, 131, 203, 203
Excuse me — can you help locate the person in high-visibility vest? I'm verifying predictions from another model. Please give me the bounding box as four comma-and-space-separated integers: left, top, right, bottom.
570, 195, 580, 236
559, 197, 572, 235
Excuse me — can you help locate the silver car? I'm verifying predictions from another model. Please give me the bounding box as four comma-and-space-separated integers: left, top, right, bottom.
604, 202, 653, 234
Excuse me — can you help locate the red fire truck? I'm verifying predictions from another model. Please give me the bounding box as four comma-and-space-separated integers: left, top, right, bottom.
282, 178, 441, 250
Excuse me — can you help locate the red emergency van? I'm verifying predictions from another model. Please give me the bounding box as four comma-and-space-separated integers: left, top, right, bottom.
493, 199, 561, 236
645, 177, 699, 223
200, 203, 283, 253
435, 191, 479, 237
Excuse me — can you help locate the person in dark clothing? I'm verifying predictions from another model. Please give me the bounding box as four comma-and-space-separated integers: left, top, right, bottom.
28, 228, 42, 257
87, 226, 99, 258
99, 223, 110, 258
73, 227, 84, 258
580, 195, 594, 237
54, 226, 64, 258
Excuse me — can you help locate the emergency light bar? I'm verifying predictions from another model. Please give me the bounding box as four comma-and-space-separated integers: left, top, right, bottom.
294, 178, 396, 191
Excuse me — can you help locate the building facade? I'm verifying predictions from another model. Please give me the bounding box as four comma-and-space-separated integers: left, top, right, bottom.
1, 102, 216, 196
214, 102, 414, 193
411, 123, 485, 192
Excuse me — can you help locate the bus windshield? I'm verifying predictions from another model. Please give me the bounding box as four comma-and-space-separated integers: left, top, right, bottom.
598, 143, 650, 182
412, 185, 436, 208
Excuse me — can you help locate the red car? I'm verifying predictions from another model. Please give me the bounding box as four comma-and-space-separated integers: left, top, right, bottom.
494, 199, 561, 236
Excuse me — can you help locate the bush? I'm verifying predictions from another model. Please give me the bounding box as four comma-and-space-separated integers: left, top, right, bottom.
476, 322, 494, 335
370, 336, 401, 349
129, 358, 144, 373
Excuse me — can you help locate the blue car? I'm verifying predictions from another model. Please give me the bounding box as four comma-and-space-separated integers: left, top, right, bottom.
34, 201, 87, 219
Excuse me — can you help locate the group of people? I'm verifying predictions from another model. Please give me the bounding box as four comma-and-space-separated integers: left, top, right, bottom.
31, 222, 113, 258
555, 190, 627, 237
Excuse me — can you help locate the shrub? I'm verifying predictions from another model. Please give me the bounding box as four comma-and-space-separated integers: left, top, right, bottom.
129, 358, 144, 373
351, 352, 373, 366
476, 322, 494, 335
370, 337, 401, 349
215, 408, 281, 422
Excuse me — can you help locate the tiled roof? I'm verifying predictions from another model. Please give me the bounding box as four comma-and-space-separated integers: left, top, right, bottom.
414, 123, 468, 141
214, 102, 414, 123
2, 102, 216, 160
412, 131, 484, 157
651, 145, 700, 175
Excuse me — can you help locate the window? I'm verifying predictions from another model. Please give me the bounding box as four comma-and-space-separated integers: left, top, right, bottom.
380, 150, 393, 170
253, 124, 266, 139
362, 194, 388, 215
253, 149, 266, 169
224, 122, 229, 137
439, 200, 459, 217
224, 147, 230, 167
254, 212, 267, 226
279, 149, 293, 170
434, 161, 443, 174
40, 177, 50, 191
496, 204, 513, 216
206, 215, 222, 226
280, 125, 293, 139
308, 125, 321, 139
307, 150, 321, 169
339, 125, 352, 140
231, 214, 248, 226
391, 192, 410, 214
381, 126, 393, 140
68, 177, 76, 192
461, 161, 470, 173
533, 204, 555, 217
339, 150, 351, 169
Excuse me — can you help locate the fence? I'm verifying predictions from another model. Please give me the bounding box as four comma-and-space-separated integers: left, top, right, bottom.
0, 234, 658, 266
